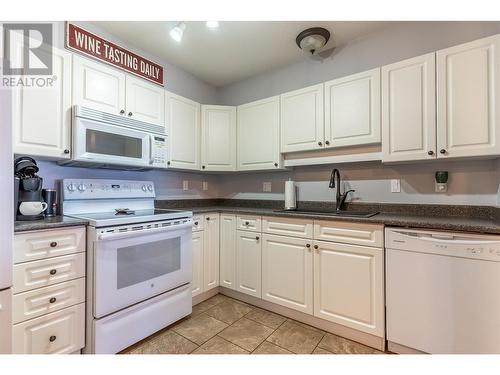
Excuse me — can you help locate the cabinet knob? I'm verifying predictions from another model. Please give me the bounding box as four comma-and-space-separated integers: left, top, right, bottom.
255, 236, 260, 241
49, 269, 57, 275
202, 165, 206, 169
49, 335, 57, 342
128, 112, 133, 116
120, 109, 125, 114
314, 245, 319, 250
274, 163, 278, 167
318, 141, 323, 146
63, 149, 70, 154
167, 161, 171, 166
206, 217, 210, 221
50, 241, 57, 248
49, 297, 57, 304
306, 244, 311, 248
427, 150, 434, 156
325, 140, 330, 146
194, 221, 199, 226
440, 149, 446, 154
245, 221, 249, 226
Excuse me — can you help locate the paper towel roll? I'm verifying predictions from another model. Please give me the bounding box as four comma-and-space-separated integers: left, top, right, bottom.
284, 179, 296, 210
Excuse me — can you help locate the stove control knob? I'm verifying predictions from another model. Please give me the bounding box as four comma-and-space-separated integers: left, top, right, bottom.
77, 184, 87, 192
141, 185, 147, 192
147, 185, 153, 192
67, 183, 76, 192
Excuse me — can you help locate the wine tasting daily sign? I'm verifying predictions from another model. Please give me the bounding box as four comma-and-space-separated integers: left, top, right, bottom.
66, 23, 164, 85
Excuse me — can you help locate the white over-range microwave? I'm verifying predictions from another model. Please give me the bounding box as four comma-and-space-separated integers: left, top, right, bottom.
60, 106, 168, 169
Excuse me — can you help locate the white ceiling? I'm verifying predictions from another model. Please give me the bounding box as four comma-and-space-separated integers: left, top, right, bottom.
92, 21, 390, 87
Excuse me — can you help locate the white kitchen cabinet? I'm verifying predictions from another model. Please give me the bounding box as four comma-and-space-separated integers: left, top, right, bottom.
437, 34, 500, 158
13, 46, 72, 159
165, 91, 201, 170
125, 75, 165, 127
262, 234, 313, 314
313, 240, 384, 337
203, 214, 220, 291
236, 230, 262, 298
201, 105, 237, 171
382, 53, 437, 162
219, 214, 237, 289
237, 96, 282, 170
73, 55, 126, 115
281, 84, 324, 152
191, 230, 204, 297
324, 68, 381, 148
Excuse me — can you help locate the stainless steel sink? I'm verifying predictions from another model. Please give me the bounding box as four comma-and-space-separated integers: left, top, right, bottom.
274, 209, 378, 218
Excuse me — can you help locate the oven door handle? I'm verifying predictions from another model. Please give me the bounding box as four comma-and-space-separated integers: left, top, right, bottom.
97, 221, 193, 241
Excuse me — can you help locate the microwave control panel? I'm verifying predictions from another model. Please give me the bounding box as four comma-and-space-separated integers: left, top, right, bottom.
152, 136, 168, 168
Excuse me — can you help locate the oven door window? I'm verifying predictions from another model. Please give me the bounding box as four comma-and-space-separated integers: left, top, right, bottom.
116, 237, 181, 289
86, 129, 143, 159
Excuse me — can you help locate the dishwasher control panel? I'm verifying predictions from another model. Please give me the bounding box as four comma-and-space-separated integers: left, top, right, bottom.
386, 228, 500, 261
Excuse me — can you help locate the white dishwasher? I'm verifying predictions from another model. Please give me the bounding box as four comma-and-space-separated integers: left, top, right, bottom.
385, 227, 500, 354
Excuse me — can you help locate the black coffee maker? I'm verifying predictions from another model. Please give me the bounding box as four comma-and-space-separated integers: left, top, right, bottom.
14, 157, 45, 221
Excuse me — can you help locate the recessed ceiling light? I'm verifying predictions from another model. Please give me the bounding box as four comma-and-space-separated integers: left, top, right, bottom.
170, 22, 186, 42
206, 21, 219, 29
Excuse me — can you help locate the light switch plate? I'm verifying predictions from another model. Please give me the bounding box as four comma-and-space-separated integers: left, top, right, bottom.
391, 179, 401, 193
202, 181, 208, 191
263, 182, 272, 192
182, 180, 189, 191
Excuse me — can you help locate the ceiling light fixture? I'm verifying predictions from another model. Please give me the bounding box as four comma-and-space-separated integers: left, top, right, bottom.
170, 22, 186, 42
206, 21, 219, 29
296, 27, 331, 55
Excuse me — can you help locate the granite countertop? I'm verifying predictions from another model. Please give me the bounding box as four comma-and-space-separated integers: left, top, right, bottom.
157, 199, 500, 235
14, 216, 89, 233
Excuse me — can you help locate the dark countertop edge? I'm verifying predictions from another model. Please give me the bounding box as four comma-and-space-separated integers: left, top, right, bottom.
186, 206, 500, 235
14, 216, 89, 233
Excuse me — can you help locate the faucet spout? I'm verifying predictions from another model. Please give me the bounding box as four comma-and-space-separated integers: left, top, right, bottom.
328, 168, 355, 211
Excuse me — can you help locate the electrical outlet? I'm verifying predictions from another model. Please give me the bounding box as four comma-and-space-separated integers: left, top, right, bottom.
390, 179, 401, 193
263, 182, 272, 192
435, 182, 447, 193
202, 181, 208, 191
182, 180, 189, 191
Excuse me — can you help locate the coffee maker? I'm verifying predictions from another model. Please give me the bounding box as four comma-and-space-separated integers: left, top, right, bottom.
14, 157, 45, 221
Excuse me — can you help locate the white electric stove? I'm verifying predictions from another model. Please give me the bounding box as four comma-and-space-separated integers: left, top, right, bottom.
62, 179, 193, 354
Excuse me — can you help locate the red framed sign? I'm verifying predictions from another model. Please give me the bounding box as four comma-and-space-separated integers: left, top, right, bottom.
66, 23, 164, 86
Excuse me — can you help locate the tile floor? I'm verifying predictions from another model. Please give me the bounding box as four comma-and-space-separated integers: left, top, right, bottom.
121, 294, 385, 355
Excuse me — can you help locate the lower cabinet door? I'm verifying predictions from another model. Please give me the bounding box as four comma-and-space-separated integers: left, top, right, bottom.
203, 214, 220, 291
262, 234, 313, 314
191, 231, 204, 297
219, 214, 237, 289
12, 303, 85, 354
313, 240, 384, 337
236, 230, 262, 298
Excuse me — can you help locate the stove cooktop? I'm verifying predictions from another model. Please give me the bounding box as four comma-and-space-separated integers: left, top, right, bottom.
66, 208, 192, 227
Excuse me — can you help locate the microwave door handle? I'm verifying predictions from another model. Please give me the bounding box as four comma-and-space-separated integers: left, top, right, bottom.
149, 135, 154, 165
97, 221, 193, 241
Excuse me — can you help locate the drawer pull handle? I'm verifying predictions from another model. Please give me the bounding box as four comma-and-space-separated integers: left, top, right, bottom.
49, 297, 57, 304
49, 335, 57, 342
49, 269, 57, 275
50, 242, 57, 248
306, 244, 311, 248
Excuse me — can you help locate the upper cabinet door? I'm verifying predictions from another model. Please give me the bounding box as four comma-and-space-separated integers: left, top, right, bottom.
437, 34, 500, 159
165, 92, 201, 170
72, 55, 126, 115
381, 53, 437, 162
125, 75, 165, 127
201, 105, 237, 171
237, 96, 282, 171
280, 84, 324, 153
13, 47, 72, 159
324, 68, 381, 148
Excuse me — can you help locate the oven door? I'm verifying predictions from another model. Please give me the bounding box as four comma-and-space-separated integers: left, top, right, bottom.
94, 223, 192, 318
73, 116, 153, 168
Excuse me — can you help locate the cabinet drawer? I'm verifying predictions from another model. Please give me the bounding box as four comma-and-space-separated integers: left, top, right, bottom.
14, 227, 85, 264
13, 278, 85, 324
237, 215, 262, 232
13, 253, 86, 294
192, 215, 204, 232
12, 303, 85, 354
314, 221, 384, 248
262, 216, 313, 238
